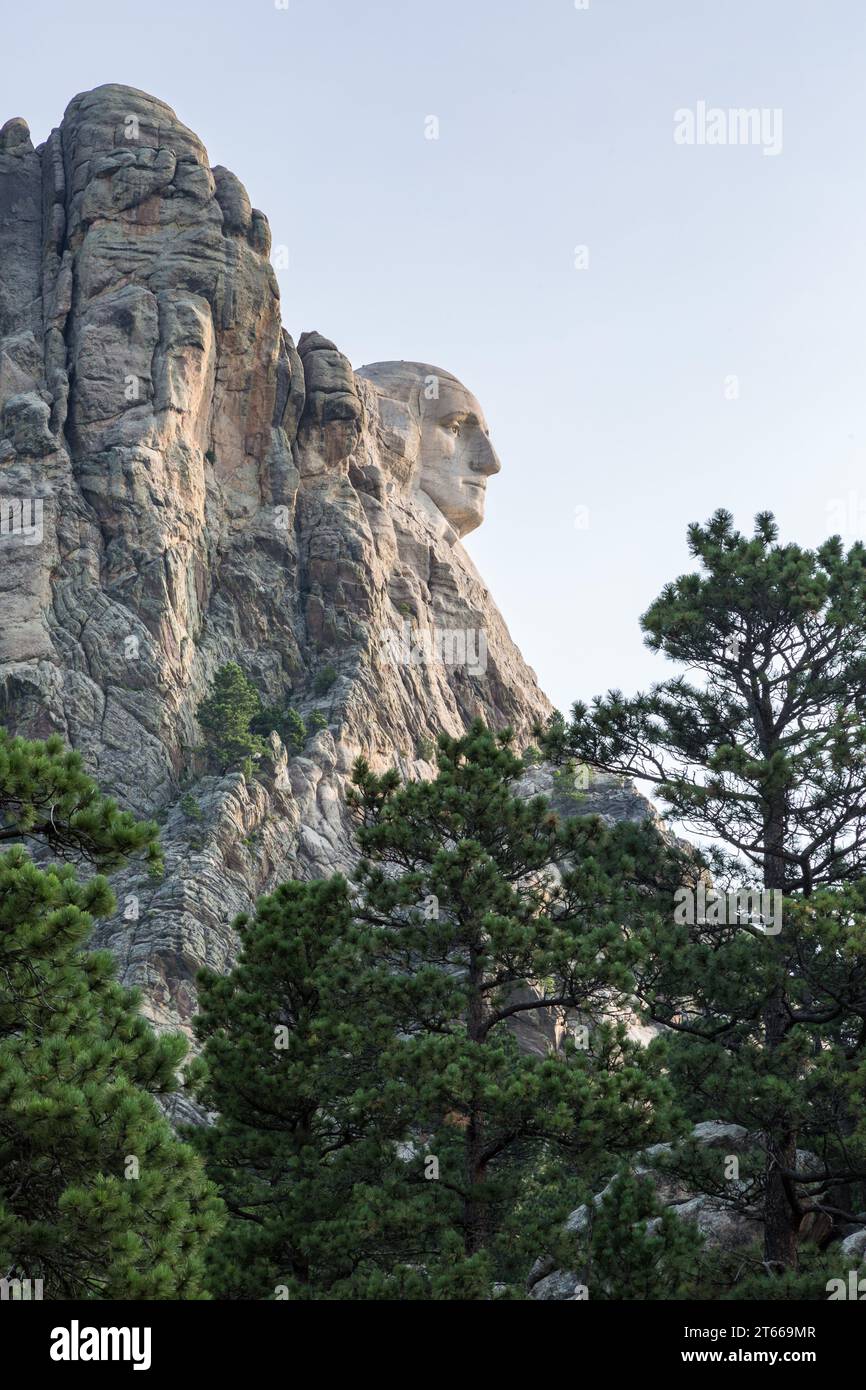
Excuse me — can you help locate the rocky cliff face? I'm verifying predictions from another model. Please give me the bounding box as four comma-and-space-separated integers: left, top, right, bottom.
0, 84, 641, 1046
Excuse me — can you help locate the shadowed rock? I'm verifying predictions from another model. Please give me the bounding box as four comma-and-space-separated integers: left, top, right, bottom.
0, 85, 628, 1045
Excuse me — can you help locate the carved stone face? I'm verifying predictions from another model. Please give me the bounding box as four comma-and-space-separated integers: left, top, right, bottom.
416, 377, 501, 537
356, 362, 501, 538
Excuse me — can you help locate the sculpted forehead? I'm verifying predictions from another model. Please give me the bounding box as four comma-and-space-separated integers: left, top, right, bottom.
423, 377, 487, 428
355, 360, 488, 432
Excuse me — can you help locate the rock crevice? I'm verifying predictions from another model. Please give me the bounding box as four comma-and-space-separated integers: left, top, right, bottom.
0, 85, 627, 1038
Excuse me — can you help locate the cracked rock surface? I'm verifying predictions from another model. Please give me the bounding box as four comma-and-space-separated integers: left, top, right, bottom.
0, 85, 642, 1043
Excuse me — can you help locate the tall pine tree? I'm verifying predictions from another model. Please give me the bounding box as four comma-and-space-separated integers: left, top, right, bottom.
543, 511, 866, 1270
190, 722, 689, 1297
0, 730, 222, 1298
188, 876, 443, 1299
196, 662, 264, 772
348, 720, 686, 1288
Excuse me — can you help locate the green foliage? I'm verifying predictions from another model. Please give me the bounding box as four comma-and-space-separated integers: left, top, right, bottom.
190, 721, 688, 1298
576, 1171, 703, 1299
545, 511, 866, 1270
545, 510, 866, 892
282, 708, 307, 751
0, 727, 162, 874
250, 704, 311, 752
551, 760, 589, 805
0, 731, 221, 1298
188, 877, 428, 1300
636, 882, 866, 1270
713, 1242, 847, 1301
416, 736, 436, 762
180, 793, 202, 821
347, 719, 687, 1284
312, 665, 338, 696
197, 664, 264, 772
249, 705, 281, 741
201, 662, 332, 759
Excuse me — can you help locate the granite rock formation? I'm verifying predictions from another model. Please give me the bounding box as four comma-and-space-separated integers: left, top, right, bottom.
525, 1117, 789, 1301
0, 84, 651, 1048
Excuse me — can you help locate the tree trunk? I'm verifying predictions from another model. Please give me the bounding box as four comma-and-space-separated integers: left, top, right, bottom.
762, 802, 798, 1270
463, 1115, 489, 1256
463, 944, 489, 1256
762, 987, 799, 1269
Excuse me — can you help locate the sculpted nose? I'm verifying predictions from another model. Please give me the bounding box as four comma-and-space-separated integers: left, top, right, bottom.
471, 433, 501, 477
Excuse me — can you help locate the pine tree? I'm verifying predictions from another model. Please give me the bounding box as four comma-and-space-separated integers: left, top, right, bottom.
543, 510, 866, 1271
575, 1170, 702, 1300
197, 662, 264, 772
348, 720, 686, 1289
632, 879, 866, 1286
0, 730, 222, 1298
250, 704, 307, 752
188, 877, 426, 1300
0, 727, 162, 871
190, 722, 688, 1298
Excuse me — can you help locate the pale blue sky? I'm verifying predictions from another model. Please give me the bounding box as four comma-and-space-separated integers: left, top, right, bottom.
5, 0, 866, 714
